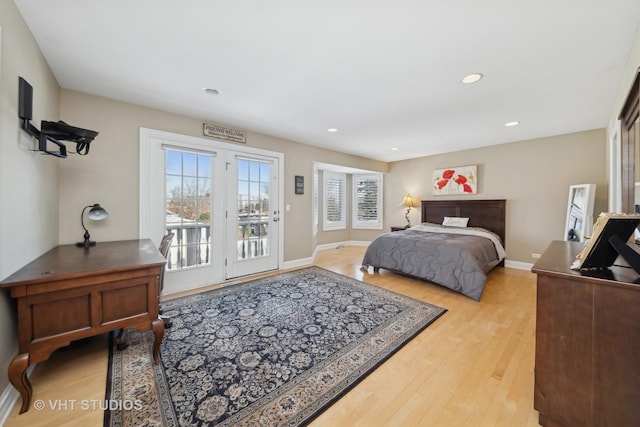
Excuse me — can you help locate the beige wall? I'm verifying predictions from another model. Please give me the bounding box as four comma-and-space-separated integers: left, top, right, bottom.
58, 90, 388, 261
0, 0, 60, 405
61, 90, 604, 266
384, 129, 608, 263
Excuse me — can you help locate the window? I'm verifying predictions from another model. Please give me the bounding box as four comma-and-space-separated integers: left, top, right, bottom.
313, 162, 384, 234
165, 149, 213, 270
235, 157, 271, 260
323, 171, 346, 231
353, 174, 383, 229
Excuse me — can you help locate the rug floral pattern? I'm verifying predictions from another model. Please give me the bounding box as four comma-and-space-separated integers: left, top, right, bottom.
105, 267, 446, 426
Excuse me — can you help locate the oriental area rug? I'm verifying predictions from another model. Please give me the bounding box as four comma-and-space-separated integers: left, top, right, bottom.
104, 266, 446, 426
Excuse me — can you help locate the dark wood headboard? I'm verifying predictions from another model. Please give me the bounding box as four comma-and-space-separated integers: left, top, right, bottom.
421, 199, 506, 245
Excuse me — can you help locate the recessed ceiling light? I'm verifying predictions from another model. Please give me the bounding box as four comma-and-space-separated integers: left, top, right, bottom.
327, 128, 338, 133
203, 87, 220, 95
390, 147, 399, 151
505, 121, 520, 127
461, 73, 483, 84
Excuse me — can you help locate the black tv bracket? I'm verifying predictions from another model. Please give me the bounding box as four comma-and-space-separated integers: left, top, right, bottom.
18, 77, 99, 158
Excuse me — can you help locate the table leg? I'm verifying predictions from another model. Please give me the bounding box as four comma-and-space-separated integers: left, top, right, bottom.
8, 353, 31, 414
151, 318, 165, 364
115, 328, 129, 350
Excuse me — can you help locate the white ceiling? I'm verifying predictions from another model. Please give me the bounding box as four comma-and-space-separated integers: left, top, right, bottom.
15, 0, 640, 162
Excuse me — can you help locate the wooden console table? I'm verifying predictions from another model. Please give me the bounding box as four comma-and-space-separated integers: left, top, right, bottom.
532, 240, 640, 426
0, 239, 167, 414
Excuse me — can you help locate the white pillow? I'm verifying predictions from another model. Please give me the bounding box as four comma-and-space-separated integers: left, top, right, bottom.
442, 216, 469, 228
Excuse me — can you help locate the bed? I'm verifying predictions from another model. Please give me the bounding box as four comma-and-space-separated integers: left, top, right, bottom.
361, 199, 506, 301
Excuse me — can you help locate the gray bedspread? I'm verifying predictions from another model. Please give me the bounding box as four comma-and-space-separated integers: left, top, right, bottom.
361, 228, 502, 301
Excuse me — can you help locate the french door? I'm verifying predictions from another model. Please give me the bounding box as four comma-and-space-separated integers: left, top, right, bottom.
140, 128, 282, 294
226, 153, 279, 278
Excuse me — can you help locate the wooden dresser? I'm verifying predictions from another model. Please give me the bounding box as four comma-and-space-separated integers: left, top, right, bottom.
531, 240, 640, 426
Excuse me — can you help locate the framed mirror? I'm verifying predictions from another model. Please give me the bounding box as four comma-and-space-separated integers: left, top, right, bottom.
565, 183, 596, 242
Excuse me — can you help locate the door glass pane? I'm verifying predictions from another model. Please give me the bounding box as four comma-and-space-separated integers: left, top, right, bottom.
182, 152, 197, 176
165, 149, 213, 270
237, 158, 270, 261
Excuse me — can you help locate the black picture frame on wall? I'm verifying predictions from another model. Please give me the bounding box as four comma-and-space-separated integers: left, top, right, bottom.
295, 175, 304, 195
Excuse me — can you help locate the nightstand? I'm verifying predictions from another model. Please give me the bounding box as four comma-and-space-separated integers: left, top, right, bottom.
390, 226, 408, 232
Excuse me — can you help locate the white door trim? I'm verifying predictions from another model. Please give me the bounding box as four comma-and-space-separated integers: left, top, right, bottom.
139, 127, 284, 293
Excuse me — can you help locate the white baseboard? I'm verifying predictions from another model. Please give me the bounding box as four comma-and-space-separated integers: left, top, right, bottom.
313, 240, 369, 252
504, 259, 534, 271
280, 257, 314, 270
0, 383, 17, 427
281, 240, 370, 270
0, 365, 35, 426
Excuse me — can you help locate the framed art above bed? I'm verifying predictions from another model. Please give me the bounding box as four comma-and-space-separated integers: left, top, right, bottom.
432, 165, 478, 195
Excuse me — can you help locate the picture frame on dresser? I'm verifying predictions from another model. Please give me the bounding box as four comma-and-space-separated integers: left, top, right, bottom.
570, 212, 640, 273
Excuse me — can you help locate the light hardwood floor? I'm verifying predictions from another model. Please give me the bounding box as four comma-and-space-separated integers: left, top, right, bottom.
4, 246, 540, 426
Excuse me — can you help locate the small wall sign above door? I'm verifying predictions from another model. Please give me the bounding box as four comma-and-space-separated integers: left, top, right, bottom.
203, 123, 246, 144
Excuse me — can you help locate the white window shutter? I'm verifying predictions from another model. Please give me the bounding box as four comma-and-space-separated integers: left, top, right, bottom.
353, 174, 383, 229
323, 172, 346, 231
